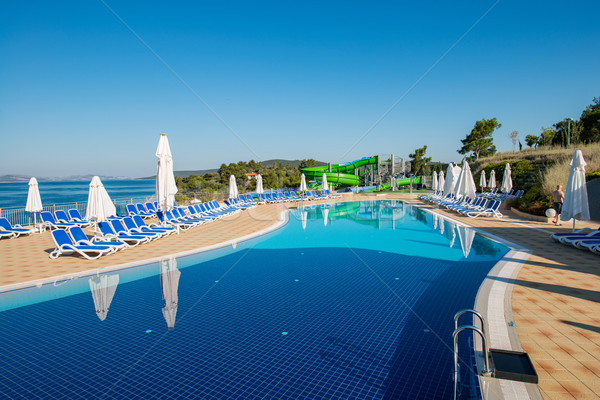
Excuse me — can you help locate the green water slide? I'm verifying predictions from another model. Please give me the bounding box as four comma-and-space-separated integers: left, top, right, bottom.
380, 176, 422, 189
301, 156, 379, 186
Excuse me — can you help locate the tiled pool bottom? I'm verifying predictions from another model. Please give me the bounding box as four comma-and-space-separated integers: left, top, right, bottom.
0, 246, 498, 399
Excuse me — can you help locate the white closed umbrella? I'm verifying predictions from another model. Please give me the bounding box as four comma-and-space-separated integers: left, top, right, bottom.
432, 171, 438, 191
488, 170, 496, 189
443, 163, 459, 196
25, 177, 43, 230
391, 177, 396, 191
500, 163, 513, 194
86, 176, 116, 225
228, 175, 238, 199
323, 207, 329, 226
438, 171, 445, 193
156, 133, 178, 211
89, 274, 119, 321
160, 257, 180, 330
479, 170, 487, 189
299, 174, 308, 191
561, 150, 590, 232
457, 226, 476, 258
256, 174, 264, 194
454, 161, 477, 200
322, 173, 328, 191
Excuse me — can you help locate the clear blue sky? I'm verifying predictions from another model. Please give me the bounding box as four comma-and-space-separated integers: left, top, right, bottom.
1, 1, 598, 178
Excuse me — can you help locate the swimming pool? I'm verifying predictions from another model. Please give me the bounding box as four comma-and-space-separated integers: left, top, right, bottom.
0, 200, 509, 399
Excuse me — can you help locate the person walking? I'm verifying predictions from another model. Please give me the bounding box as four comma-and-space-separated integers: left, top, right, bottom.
551, 184, 564, 226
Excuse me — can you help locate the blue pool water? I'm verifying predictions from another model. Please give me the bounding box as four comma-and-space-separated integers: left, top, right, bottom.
0, 201, 509, 399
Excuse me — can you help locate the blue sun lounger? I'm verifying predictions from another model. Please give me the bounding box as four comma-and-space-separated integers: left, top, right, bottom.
41, 211, 77, 230
159, 211, 199, 230
127, 204, 153, 219
68, 209, 91, 226
245, 194, 256, 204
50, 229, 115, 260
326, 189, 341, 199
122, 217, 166, 239
137, 203, 154, 217
551, 227, 600, 243
0, 230, 16, 239
98, 221, 149, 246
68, 226, 127, 252
173, 208, 209, 225
112, 219, 160, 240
132, 215, 177, 235
156, 211, 192, 231
55, 210, 90, 228
464, 200, 503, 218
0, 217, 33, 237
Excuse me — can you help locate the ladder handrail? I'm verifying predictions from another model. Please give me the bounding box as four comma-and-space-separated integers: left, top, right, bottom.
454, 308, 486, 338
453, 325, 493, 400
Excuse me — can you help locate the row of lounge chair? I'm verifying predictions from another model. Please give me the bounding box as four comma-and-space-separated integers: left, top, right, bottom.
24, 188, 344, 258
551, 227, 600, 255
49, 200, 245, 259
50, 214, 179, 259
240, 190, 340, 205
419, 193, 503, 219
480, 188, 524, 201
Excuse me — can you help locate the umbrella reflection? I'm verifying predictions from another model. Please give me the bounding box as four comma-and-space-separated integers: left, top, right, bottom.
161, 257, 180, 330
457, 225, 476, 258
301, 210, 307, 230
446, 222, 457, 248
89, 274, 119, 321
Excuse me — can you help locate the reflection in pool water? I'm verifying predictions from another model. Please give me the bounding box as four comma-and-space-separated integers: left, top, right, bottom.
0, 200, 507, 399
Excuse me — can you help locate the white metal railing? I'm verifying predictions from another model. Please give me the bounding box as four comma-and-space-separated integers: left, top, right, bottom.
0, 196, 156, 227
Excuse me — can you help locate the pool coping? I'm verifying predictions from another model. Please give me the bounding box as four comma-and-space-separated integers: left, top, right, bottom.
0, 209, 291, 294
417, 203, 543, 400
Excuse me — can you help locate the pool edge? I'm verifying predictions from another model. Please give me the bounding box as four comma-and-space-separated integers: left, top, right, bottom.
0, 209, 291, 294
414, 201, 542, 400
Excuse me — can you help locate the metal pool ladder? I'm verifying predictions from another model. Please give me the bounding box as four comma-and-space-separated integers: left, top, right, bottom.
453, 309, 493, 400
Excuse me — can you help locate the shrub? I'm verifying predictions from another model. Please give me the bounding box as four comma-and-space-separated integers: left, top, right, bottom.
587, 169, 600, 182
517, 182, 551, 216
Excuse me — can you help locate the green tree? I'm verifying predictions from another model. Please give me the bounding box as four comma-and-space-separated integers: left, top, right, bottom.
263, 172, 278, 189
409, 145, 431, 176
458, 118, 500, 160
299, 159, 316, 171
579, 97, 600, 143
552, 118, 581, 147
538, 126, 556, 147
525, 134, 538, 148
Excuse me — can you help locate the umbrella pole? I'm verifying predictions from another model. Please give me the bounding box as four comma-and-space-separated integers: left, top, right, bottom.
573, 218, 576, 233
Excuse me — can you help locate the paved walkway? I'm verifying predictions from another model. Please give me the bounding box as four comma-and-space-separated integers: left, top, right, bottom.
0, 193, 599, 399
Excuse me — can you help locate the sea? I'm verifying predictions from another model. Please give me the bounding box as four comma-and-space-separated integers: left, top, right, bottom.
0, 180, 156, 209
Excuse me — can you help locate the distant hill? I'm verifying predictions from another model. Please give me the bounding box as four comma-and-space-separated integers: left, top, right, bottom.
260, 159, 327, 168
140, 159, 327, 179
